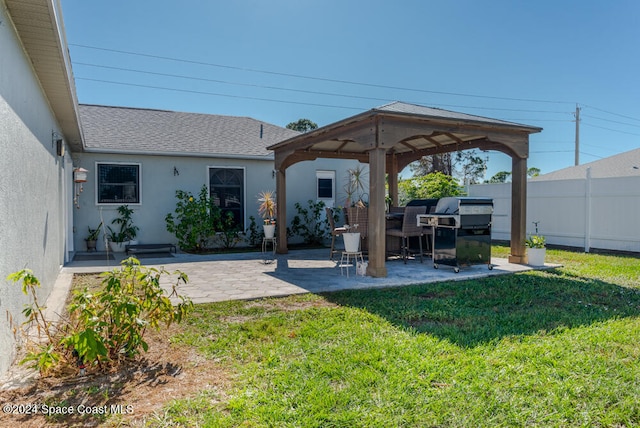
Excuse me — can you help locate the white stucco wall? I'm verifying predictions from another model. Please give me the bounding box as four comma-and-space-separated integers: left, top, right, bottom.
72, 152, 363, 250
0, 5, 72, 374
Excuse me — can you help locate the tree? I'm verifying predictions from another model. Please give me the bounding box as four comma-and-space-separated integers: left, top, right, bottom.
410, 153, 452, 176
453, 150, 488, 184
286, 118, 318, 133
410, 150, 488, 183
486, 171, 511, 183
485, 167, 539, 183
398, 172, 462, 204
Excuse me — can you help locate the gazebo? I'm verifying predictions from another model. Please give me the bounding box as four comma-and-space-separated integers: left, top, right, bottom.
268, 102, 542, 277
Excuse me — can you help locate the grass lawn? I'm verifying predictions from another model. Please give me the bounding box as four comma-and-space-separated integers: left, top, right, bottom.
155, 246, 640, 427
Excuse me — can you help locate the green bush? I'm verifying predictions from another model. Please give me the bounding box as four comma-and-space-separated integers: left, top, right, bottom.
214, 211, 242, 250
7, 258, 193, 375
398, 171, 462, 204
165, 185, 222, 252
288, 199, 329, 246
245, 216, 262, 248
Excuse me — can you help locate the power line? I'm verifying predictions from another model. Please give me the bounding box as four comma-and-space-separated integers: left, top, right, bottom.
76, 75, 577, 126
580, 151, 604, 159
76, 77, 365, 111
582, 114, 640, 129
582, 122, 640, 137
582, 104, 640, 123
70, 43, 576, 105
74, 61, 572, 115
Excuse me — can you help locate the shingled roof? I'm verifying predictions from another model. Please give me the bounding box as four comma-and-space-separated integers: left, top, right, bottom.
374, 101, 535, 129
79, 104, 300, 158
533, 147, 640, 180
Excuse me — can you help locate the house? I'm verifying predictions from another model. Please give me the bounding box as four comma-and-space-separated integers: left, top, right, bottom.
0, 0, 82, 374
0, 0, 362, 377
73, 104, 361, 252
531, 147, 640, 181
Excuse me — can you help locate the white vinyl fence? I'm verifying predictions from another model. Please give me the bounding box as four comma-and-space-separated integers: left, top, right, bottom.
468, 173, 640, 253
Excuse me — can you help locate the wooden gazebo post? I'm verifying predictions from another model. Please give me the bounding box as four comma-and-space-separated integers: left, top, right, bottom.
509, 156, 528, 263
367, 147, 388, 277
387, 153, 399, 208
274, 154, 288, 254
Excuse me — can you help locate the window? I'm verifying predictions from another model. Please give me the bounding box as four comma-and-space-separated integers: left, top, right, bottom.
209, 167, 245, 228
97, 163, 140, 204
316, 170, 335, 200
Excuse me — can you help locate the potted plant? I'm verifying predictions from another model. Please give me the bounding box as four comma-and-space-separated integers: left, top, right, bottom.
343, 165, 367, 208
85, 222, 102, 252
343, 200, 365, 253
258, 190, 276, 239
107, 205, 139, 252
526, 221, 546, 266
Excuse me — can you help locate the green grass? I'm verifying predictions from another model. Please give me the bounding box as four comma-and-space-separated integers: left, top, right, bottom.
158, 246, 640, 427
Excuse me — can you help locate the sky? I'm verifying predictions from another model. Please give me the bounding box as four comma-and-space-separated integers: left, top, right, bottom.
59, 0, 640, 180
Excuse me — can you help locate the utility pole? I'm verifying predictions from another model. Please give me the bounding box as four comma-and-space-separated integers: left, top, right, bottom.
574, 104, 581, 166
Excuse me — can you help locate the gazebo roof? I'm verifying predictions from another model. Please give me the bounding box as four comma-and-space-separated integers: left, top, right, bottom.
268, 102, 541, 170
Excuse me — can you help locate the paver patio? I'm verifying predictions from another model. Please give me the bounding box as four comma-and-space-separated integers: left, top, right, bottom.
56, 249, 553, 309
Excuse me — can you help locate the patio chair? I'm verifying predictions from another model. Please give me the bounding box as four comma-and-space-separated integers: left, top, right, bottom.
386, 205, 426, 263
326, 207, 347, 260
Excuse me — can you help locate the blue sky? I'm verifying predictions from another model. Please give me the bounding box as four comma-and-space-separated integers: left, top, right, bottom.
60, 0, 640, 180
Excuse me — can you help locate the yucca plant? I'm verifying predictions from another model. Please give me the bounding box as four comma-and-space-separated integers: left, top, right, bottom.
257, 190, 276, 225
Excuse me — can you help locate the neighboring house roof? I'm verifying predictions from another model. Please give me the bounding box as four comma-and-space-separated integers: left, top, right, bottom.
5, 0, 84, 151
533, 147, 640, 180
79, 104, 300, 159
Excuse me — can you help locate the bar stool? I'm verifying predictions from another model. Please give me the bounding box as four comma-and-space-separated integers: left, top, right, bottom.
339, 251, 364, 277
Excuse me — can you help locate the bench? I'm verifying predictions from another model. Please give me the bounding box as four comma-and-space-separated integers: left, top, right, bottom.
125, 243, 177, 256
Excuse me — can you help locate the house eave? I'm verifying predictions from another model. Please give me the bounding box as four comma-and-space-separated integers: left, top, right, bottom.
5, 0, 84, 151
82, 147, 275, 161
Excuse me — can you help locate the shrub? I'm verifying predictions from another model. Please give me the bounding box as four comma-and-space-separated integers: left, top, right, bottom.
288, 199, 329, 246
165, 185, 222, 252
7, 258, 193, 375
245, 215, 262, 248
214, 211, 242, 250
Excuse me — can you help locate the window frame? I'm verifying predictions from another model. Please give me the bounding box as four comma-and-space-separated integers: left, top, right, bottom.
95, 162, 142, 206
316, 170, 335, 202
208, 166, 246, 229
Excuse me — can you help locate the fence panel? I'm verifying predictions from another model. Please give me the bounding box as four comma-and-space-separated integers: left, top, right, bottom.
469, 175, 640, 253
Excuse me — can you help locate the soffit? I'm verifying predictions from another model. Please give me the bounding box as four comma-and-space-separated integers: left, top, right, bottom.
5, 0, 84, 151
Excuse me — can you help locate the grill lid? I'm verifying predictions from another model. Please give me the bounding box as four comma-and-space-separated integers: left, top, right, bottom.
433, 197, 493, 215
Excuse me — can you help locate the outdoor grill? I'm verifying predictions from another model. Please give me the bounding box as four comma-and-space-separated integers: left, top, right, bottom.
417, 197, 493, 273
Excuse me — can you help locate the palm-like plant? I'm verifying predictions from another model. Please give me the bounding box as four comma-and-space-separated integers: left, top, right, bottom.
257, 190, 276, 224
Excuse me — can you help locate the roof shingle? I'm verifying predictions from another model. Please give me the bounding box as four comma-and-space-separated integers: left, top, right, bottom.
534, 147, 640, 180
79, 104, 300, 158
